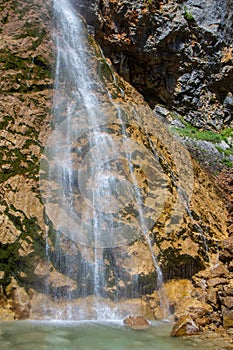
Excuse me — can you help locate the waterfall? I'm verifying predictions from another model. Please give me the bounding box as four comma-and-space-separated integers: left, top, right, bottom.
39, 0, 194, 320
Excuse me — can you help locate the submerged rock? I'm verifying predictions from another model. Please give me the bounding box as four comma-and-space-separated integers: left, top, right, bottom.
123, 316, 150, 330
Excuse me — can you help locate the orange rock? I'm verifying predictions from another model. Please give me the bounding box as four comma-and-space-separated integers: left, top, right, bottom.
124, 316, 150, 330
171, 315, 199, 337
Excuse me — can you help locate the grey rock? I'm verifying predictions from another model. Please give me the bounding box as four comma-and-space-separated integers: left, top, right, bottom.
185, 0, 226, 35
219, 140, 230, 150
75, 0, 233, 129
224, 93, 233, 110
171, 119, 185, 128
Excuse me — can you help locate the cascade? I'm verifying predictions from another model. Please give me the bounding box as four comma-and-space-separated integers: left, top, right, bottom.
39, 0, 194, 320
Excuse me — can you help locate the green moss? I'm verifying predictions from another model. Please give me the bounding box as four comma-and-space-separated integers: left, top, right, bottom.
31, 30, 46, 50
172, 125, 221, 142
172, 122, 233, 169
98, 58, 114, 84
0, 242, 22, 285
90, 38, 126, 99
0, 115, 14, 129
216, 146, 233, 157
172, 122, 233, 145
0, 142, 40, 183
2, 14, 9, 24
184, 6, 194, 21
221, 158, 233, 168
1, 51, 26, 70
1, 50, 52, 91
0, 206, 46, 290
220, 127, 233, 139
10, 0, 18, 10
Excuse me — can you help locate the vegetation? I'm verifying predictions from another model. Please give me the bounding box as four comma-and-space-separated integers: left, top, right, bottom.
0, 204, 45, 290
172, 119, 233, 145
184, 6, 194, 21
222, 158, 233, 168
173, 125, 220, 142
171, 116, 233, 168
216, 145, 233, 156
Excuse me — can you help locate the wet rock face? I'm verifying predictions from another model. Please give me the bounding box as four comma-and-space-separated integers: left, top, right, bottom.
76, 0, 233, 129
0, 0, 53, 317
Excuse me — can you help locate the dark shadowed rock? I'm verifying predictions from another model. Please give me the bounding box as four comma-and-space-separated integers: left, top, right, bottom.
76, 0, 233, 129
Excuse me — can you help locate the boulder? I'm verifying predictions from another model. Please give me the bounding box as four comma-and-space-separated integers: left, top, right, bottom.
219, 237, 233, 262
207, 277, 228, 288
222, 296, 233, 310
223, 309, 233, 328
175, 298, 213, 320
171, 315, 199, 337
124, 316, 150, 330
208, 263, 229, 279
223, 285, 233, 296
206, 287, 218, 307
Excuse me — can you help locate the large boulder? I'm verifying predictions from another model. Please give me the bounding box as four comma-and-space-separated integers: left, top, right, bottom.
171, 315, 199, 337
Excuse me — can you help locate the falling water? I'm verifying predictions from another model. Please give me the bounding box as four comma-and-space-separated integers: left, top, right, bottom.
51, 0, 118, 318
40, 0, 194, 320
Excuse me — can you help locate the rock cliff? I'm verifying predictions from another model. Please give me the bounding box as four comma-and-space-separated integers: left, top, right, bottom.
76, 0, 233, 130
0, 0, 231, 335
0, 0, 53, 319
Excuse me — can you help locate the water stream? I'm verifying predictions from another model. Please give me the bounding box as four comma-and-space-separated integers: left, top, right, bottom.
1, 320, 229, 350
40, 0, 194, 321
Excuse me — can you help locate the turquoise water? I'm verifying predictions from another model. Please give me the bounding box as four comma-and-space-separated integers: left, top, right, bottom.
0, 320, 230, 350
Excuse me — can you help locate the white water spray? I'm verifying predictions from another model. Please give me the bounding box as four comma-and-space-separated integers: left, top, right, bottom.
40, 0, 194, 321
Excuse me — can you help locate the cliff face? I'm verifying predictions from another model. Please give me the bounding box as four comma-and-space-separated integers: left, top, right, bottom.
0, 0, 53, 318
0, 0, 230, 323
76, 0, 233, 130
